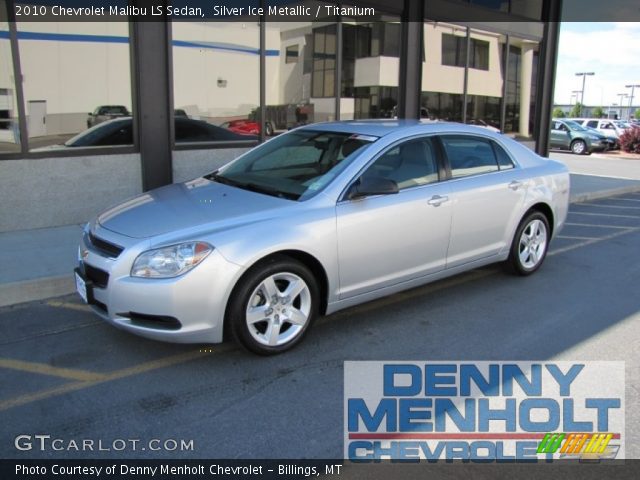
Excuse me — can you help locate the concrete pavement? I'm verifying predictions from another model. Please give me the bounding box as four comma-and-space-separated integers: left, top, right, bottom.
1, 152, 640, 307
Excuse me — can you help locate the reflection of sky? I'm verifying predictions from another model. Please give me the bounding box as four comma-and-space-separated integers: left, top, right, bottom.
555, 22, 640, 106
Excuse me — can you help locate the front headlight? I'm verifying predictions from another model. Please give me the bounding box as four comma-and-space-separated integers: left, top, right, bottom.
131, 242, 212, 278
587, 135, 600, 140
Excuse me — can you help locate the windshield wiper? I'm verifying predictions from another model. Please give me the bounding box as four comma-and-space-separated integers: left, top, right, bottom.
207, 173, 299, 200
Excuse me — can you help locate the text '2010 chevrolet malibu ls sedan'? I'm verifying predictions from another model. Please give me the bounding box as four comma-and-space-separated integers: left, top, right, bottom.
75, 121, 570, 355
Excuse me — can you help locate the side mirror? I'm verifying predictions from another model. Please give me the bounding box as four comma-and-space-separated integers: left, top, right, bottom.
347, 176, 399, 200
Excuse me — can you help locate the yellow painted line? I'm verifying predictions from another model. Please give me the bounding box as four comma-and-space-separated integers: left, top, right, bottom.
101, 348, 232, 381
47, 300, 90, 312
0, 346, 233, 412
0, 358, 107, 382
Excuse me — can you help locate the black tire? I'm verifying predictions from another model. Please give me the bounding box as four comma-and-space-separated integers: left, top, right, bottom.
570, 139, 588, 155
506, 211, 550, 276
227, 256, 319, 355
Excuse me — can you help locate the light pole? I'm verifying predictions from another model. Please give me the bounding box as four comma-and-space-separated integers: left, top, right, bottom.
571, 90, 581, 105
575, 72, 595, 105
625, 84, 640, 120
617, 93, 628, 119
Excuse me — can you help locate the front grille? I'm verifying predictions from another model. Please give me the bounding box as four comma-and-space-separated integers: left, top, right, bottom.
84, 263, 109, 289
88, 232, 124, 258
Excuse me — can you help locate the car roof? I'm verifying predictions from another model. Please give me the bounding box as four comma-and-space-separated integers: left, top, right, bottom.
300, 119, 495, 137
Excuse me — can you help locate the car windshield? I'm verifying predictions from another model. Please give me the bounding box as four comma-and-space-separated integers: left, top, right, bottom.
64, 120, 131, 147
208, 130, 377, 201
101, 106, 128, 115
565, 120, 587, 132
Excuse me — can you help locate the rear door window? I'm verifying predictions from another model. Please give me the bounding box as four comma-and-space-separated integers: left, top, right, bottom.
441, 136, 502, 178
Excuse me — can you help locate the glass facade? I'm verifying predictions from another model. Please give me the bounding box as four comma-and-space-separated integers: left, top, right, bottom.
422, 22, 540, 141
172, 21, 260, 143
0, 3, 547, 157
0, 8, 20, 153
15, 21, 133, 150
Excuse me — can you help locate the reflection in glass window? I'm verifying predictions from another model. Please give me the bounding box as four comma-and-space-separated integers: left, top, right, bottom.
442, 33, 466, 68
0, 14, 21, 153
16, 21, 132, 151
266, 22, 334, 130
423, 23, 466, 121
442, 136, 500, 178
504, 39, 539, 138
285, 45, 299, 64
364, 138, 439, 190
312, 24, 336, 98
442, 33, 489, 71
343, 20, 401, 120
173, 22, 260, 142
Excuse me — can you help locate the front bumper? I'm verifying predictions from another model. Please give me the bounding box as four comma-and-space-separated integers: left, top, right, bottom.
77, 226, 243, 344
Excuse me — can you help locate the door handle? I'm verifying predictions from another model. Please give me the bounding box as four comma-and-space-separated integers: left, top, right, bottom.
508, 180, 523, 191
427, 195, 449, 207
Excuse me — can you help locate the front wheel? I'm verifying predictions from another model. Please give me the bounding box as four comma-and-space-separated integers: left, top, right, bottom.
228, 256, 319, 355
570, 139, 588, 155
506, 212, 550, 276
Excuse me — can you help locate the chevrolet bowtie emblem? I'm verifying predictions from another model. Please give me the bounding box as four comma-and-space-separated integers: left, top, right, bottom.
81, 249, 89, 259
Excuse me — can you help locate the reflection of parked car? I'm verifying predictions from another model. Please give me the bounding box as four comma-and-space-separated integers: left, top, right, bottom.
61, 117, 256, 148
568, 118, 625, 148
220, 119, 261, 136
87, 105, 129, 128
75, 121, 569, 354
550, 119, 608, 155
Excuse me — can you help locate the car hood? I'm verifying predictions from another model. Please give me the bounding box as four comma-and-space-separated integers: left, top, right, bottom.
97, 178, 291, 238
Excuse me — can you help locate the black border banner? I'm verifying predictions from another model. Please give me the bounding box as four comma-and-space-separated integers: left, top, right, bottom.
5, 0, 640, 22
2, 459, 640, 480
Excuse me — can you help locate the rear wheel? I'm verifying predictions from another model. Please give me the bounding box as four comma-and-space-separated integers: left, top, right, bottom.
570, 139, 588, 155
507, 212, 550, 276
228, 256, 319, 355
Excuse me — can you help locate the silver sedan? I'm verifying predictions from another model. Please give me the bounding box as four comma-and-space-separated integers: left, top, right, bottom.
75, 121, 570, 354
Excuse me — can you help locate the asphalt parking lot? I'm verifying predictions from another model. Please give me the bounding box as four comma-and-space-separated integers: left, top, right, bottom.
1, 194, 639, 460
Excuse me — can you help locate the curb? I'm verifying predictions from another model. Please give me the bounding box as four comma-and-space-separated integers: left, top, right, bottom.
3, 187, 640, 308
0, 275, 74, 308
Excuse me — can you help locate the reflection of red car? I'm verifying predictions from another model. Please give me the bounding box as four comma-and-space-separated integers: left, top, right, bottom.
220, 119, 260, 136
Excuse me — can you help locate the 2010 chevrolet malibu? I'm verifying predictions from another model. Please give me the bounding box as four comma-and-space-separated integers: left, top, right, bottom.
75, 121, 570, 354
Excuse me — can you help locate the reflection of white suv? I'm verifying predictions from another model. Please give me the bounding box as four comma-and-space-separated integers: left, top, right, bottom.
568, 118, 625, 148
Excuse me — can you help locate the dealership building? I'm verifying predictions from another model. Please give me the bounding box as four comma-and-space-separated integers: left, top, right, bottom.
0, 0, 561, 232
